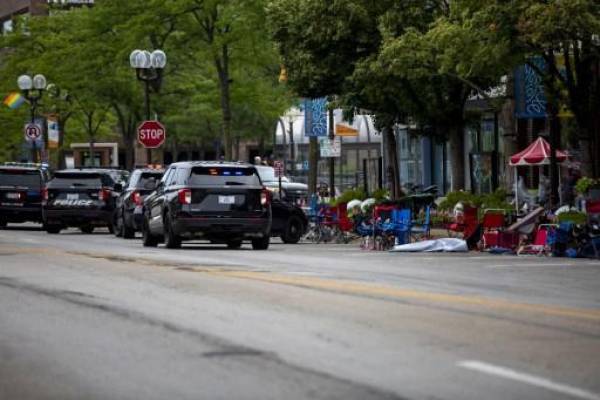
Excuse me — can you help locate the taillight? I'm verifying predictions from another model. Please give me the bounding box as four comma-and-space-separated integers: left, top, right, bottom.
19, 191, 27, 201
99, 188, 110, 201
261, 188, 271, 207
42, 188, 48, 202
178, 188, 192, 205
130, 191, 142, 206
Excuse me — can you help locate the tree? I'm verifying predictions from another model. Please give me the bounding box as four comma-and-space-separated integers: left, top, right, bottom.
420, 0, 600, 180
267, 0, 400, 196
0, 0, 290, 168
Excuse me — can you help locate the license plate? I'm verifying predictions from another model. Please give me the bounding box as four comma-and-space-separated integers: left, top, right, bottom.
67, 193, 79, 200
6, 192, 19, 200
218, 195, 236, 204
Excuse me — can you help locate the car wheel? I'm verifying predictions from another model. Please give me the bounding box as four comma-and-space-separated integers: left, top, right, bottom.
45, 225, 61, 234
122, 215, 135, 239
281, 216, 303, 244
142, 217, 159, 247
80, 225, 94, 234
163, 215, 182, 249
227, 240, 242, 249
251, 235, 270, 250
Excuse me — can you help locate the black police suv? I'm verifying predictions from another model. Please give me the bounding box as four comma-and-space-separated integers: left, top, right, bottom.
114, 168, 164, 238
142, 161, 272, 249
42, 169, 128, 234
0, 163, 50, 227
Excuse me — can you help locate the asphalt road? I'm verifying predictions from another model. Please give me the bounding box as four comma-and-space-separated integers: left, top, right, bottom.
1, 225, 599, 400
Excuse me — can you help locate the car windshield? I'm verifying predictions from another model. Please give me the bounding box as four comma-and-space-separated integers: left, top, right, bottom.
255, 166, 289, 182
50, 172, 114, 188
0, 170, 42, 188
189, 167, 261, 186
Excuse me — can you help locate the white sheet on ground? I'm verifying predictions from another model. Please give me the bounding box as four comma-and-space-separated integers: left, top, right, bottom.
391, 238, 468, 252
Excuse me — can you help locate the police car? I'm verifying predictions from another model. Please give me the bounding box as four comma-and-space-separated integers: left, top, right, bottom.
0, 162, 50, 228
42, 168, 128, 234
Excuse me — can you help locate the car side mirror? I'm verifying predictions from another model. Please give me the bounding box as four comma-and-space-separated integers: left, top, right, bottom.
113, 183, 123, 192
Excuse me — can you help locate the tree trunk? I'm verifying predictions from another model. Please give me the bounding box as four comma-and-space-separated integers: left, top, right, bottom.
448, 125, 465, 191
385, 126, 401, 199
215, 45, 232, 161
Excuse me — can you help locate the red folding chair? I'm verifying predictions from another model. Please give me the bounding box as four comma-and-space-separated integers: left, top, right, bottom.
517, 224, 556, 255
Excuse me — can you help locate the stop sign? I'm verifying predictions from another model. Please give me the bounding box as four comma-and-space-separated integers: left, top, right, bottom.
137, 120, 166, 148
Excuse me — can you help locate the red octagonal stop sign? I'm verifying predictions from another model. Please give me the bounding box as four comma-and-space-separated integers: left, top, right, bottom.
137, 120, 166, 148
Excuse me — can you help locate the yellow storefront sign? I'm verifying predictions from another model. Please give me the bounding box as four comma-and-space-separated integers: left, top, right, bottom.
335, 124, 358, 137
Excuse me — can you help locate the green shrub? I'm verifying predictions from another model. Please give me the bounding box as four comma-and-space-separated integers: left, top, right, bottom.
575, 177, 598, 195
332, 188, 366, 206
438, 190, 478, 211
438, 189, 512, 212
371, 188, 390, 202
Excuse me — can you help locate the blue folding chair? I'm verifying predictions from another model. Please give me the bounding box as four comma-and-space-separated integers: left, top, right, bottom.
382, 208, 412, 245
411, 206, 431, 240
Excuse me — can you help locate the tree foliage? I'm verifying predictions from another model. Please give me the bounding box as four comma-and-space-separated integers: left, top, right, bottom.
0, 0, 291, 166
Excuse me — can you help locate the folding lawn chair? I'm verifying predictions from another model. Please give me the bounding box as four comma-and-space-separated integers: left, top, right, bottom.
411, 206, 431, 241
517, 224, 557, 256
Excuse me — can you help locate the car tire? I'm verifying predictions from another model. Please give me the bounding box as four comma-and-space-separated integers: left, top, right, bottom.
122, 220, 135, 239
164, 215, 182, 249
251, 236, 270, 250
227, 240, 242, 249
281, 215, 303, 244
45, 225, 61, 234
80, 225, 94, 234
142, 217, 159, 247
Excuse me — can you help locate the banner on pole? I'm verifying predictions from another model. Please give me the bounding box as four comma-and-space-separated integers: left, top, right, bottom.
47, 116, 60, 149
303, 98, 328, 137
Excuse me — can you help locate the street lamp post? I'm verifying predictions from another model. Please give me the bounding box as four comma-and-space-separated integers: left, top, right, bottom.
18, 74, 47, 162
129, 49, 167, 165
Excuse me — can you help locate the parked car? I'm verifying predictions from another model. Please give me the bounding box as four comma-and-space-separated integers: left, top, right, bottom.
142, 161, 272, 249
114, 168, 164, 238
254, 165, 308, 206
42, 168, 128, 234
0, 162, 50, 228
254, 165, 308, 243
271, 199, 308, 243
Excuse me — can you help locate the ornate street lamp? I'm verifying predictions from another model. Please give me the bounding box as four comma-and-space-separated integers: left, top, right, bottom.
129, 49, 167, 164
18, 74, 47, 162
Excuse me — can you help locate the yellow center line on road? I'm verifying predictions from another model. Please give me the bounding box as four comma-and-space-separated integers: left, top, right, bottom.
203, 270, 600, 322
2, 244, 600, 322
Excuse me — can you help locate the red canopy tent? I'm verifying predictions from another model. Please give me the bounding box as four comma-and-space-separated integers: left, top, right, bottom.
510, 137, 568, 210
510, 137, 568, 166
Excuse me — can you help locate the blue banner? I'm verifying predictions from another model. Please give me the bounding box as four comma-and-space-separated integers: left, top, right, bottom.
303, 98, 328, 137
514, 57, 547, 119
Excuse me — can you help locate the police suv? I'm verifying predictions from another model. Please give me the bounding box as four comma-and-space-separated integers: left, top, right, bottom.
0, 162, 50, 227
42, 168, 128, 234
